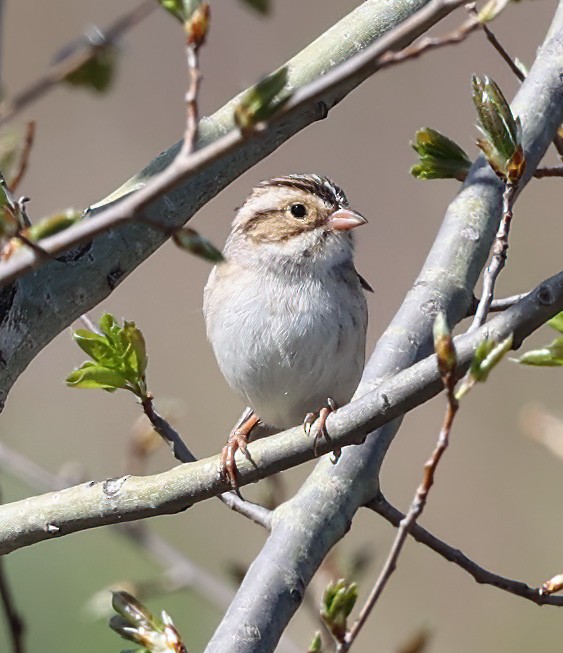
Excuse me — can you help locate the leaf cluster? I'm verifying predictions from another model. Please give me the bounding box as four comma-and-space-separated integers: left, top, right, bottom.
517, 312, 563, 366
66, 313, 148, 398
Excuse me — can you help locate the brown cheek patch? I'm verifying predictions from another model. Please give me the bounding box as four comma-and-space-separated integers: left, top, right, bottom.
244, 213, 325, 244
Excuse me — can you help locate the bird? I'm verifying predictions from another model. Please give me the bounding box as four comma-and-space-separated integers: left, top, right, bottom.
203, 174, 370, 487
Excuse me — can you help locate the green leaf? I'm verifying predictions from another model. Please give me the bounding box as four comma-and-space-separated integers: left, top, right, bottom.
472, 75, 525, 182
548, 312, 563, 334
173, 227, 224, 262
64, 46, 117, 93
158, 0, 200, 22
26, 210, 81, 242
238, 0, 271, 14
73, 329, 118, 367
517, 337, 563, 367
307, 632, 322, 653
122, 321, 148, 378
66, 363, 128, 391
320, 579, 357, 641
67, 314, 149, 398
457, 334, 513, 399
234, 67, 291, 130
410, 128, 471, 181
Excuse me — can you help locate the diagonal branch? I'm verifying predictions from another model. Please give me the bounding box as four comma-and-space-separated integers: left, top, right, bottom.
368, 494, 562, 607
0, 271, 560, 557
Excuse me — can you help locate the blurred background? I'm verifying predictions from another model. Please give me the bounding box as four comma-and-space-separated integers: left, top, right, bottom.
0, 0, 562, 651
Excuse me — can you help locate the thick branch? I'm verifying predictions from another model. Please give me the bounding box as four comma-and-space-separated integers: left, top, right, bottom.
203, 6, 563, 652
0, 272, 560, 556
0, 0, 455, 408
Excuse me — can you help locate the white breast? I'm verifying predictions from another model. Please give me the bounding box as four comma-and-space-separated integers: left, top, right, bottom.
204, 260, 367, 429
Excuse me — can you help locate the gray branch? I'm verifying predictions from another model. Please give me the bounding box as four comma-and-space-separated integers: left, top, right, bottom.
0, 271, 560, 557
0, 0, 445, 408
203, 4, 563, 652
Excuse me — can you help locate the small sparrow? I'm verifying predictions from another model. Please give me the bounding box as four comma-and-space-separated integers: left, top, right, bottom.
204, 174, 370, 487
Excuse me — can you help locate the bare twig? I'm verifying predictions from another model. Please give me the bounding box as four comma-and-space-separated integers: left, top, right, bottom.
480, 22, 525, 82
0, 0, 156, 126
342, 346, 459, 652
181, 4, 209, 155
0, 485, 25, 653
368, 494, 563, 606
465, 291, 529, 317
534, 166, 563, 178
141, 395, 198, 464
0, 0, 467, 289
8, 121, 35, 193
470, 181, 518, 330
378, 3, 481, 68
0, 557, 25, 653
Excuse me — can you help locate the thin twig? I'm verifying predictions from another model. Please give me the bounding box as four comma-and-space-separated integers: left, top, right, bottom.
480, 22, 525, 81
470, 181, 518, 330
181, 5, 208, 155
368, 494, 563, 606
141, 395, 197, 464
9, 121, 35, 192
465, 291, 529, 317
0, 0, 468, 289
534, 166, 563, 178
0, 0, 156, 126
378, 3, 480, 68
0, 559, 25, 653
0, 487, 25, 653
342, 367, 459, 652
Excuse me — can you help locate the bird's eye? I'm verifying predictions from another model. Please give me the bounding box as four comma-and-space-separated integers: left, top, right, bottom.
289, 203, 307, 218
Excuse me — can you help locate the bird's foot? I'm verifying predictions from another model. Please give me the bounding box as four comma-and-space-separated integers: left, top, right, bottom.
220, 410, 259, 490
303, 398, 340, 460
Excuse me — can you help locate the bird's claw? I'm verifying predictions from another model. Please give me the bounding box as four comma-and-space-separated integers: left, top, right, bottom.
303, 399, 338, 458
220, 412, 258, 490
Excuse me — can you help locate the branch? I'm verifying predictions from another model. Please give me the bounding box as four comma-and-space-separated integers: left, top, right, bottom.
202, 6, 563, 651
0, 271, 560, 556
368, 494, 563, 607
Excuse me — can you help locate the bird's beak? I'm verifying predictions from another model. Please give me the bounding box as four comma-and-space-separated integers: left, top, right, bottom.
327, 208, 368, 231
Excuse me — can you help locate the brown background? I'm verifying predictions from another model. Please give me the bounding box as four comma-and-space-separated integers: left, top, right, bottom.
1, 1, 562, 651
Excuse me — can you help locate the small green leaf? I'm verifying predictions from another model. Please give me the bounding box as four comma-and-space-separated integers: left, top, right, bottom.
64, 46, 117, 93
66, 363, 128, 391
173, 227, 224, 262
547, 312, 563, 334
307, 632, 322, 653
234, 67, 291, 130
122, 321, 148, 378
73, 329, 117, 367
457, 334, 513, 398
472, 75, 525, 182
517, 338, 563, 367
320, 579, 357, 641
410, 128, 471, 181
158, 0, 200, 22
238, 0, 271, 14
478, 0, 510, 22
26, 210, 81, 242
